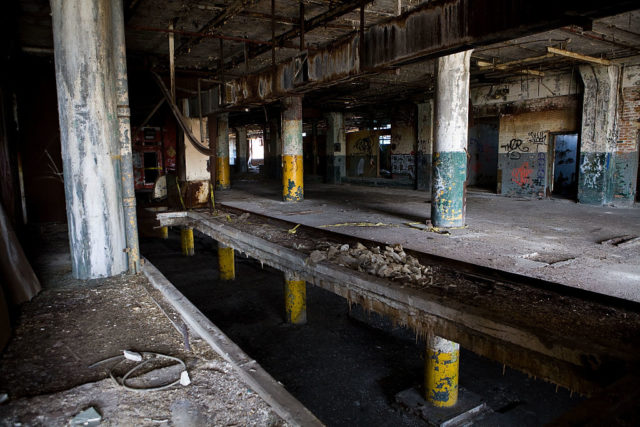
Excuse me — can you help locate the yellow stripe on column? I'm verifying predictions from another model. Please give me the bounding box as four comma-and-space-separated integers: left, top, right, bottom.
216, 156, 230, 190
425, 335, 459, 407
283, 155, 303, 202
160, 226, 168, 239
181, 227, 194, 256
218, 242, 235, 280
284, 271, 306, 324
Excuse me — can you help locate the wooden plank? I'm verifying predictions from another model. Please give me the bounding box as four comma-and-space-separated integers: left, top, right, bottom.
157, 211, 639, 395
547, 46, 612, 65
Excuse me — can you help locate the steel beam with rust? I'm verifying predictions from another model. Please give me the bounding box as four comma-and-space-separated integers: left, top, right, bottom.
190, 0, 637, 113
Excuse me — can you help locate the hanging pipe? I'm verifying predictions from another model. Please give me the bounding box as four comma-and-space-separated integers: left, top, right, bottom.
112, 0, 140, 274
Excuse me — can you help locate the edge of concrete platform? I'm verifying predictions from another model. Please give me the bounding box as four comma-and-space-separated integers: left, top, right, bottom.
141, 258, 323, 427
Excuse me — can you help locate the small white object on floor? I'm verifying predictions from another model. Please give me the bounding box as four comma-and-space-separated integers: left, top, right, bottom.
180, 370, 191, 386
123, 350, 143, 362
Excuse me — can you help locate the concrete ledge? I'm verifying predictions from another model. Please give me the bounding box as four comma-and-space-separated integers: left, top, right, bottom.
142, 258, 323, 427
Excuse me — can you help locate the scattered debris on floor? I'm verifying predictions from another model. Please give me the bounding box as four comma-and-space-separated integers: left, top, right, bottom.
0, 247, 287, 426
309, 242, 435, 285
318, 221, 397, 228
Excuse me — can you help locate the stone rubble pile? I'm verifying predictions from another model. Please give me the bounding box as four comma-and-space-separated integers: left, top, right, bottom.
309, 242, 433, 284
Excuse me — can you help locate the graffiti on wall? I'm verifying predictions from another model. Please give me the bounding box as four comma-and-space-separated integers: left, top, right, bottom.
391, 154, 415, 178
354, 136, 374, 154
511, 162, 533, 187
501, 138, 529, 159
527, 131, 547, 145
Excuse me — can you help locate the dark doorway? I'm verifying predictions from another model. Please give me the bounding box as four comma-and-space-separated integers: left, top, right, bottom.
467, 119, 499, 191
551, 133, 579, 199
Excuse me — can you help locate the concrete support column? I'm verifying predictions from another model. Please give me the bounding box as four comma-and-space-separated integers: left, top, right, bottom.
425, 335, 460, 407
325, 112, 346, 184
417, 101, 434, 191
216, 113, 230, 190
218, 242, 235, 280
236, 126, 248, 174
51, 0, 127, 279
181, 227, 194, 256
160, 226, 169, 239
281, 96, 304, 202
578, 65, 620, 205
284, 271, 307, 324
431, 50, 472, 228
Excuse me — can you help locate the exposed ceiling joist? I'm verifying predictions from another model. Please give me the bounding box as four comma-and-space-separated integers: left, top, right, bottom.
176, 0, 259, 56
547, 46, 612, 65
225, 0, 372, 72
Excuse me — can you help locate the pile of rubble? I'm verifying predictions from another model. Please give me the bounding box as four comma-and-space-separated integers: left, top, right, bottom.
309, 242, 433, 285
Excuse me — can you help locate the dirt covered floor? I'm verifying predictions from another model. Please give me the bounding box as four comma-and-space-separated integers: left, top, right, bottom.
216, 180, 640, 302
0, 225, 286, 426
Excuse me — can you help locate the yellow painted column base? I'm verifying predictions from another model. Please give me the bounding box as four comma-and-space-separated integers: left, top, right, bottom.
181, 227, 194, 256
216, 157, 231, 190
282, 155, 303, 202
284, 272, 306, 324
218, 243, 235, 280
425, 335, 459, 407
160, 226, 168, 239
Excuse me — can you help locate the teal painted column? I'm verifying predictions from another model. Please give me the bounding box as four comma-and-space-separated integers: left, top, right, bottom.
431, 50, 472, 228
577, 65, 620, 205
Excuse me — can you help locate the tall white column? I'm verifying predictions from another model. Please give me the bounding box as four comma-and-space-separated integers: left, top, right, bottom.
51, 0, 127, 279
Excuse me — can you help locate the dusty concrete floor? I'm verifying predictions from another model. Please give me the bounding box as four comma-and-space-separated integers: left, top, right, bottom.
217, 179, 640, 302
0, 225, 285, 426
142, 230, 584, 426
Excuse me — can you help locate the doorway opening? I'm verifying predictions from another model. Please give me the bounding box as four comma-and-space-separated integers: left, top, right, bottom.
551, 133, 579, 199
467, 118, 499, 192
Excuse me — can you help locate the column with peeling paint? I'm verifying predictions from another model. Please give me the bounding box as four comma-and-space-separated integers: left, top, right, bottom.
236, 126, 248, 174
216, 113, 231, 190
578, 65, 620, 205
51, 0, 128, 279
325, 112, 346, 184
281, 96, 304, 201
425, 335, 459, 407
431, 50, 472, 228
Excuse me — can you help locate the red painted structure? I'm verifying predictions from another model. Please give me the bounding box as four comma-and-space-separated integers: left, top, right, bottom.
132, 124, 177, 190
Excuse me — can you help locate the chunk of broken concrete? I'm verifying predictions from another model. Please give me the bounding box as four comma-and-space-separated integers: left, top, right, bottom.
309, 250, 327, 263
70, 407, 102, 426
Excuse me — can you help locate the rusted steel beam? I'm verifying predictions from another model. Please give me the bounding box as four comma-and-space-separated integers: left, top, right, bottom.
198, 0, 638, 112
176, 0, 258, 55
127, 25, 273, 46
233, 0, 372, 70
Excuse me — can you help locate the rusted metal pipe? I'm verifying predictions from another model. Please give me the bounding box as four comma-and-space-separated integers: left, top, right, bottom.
113, 0, 141, 275
299, 2, 305, 51
271, 0, 276, 69
197, 79, 204, 143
